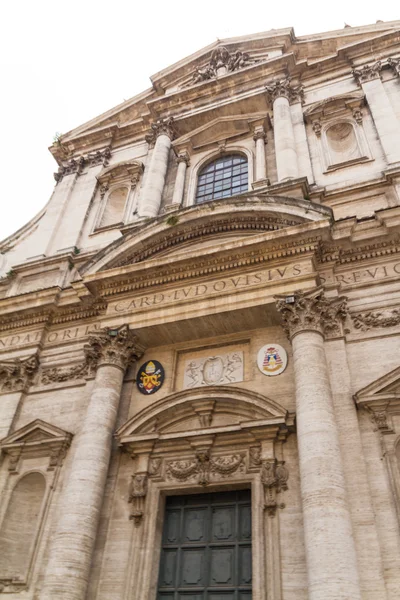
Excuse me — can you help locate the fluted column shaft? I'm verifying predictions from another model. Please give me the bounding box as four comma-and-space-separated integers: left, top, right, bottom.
266, 79, 300, 181
253, 127, 267, 181
276, 290, 361, 600
354, 62, 400, 165
40, 327, 142, 600
171, 152, 189, 206
139, 118, 175, 218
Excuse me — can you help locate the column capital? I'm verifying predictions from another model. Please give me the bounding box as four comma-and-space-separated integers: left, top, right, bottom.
176, 150, 190, 166
145, 117, 176, 146
0, 354, 39, 394
85, 325, 144, 372
275, 288, 348, 340
388, 57, 400, 77
352, 61, 382, 85
253, 126, 267, 142
265, 77, 304, 104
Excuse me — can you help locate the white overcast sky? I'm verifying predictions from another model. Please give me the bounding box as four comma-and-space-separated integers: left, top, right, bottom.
0, 1, 398, 241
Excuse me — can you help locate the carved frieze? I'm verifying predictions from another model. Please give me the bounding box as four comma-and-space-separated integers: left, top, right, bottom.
187, 46, 257, 85
275, 288, 348, 340
265, 77, 304, 104
165, 449, 245, 486
0, 354, 38, 394
352, 61, 382, 85
184, 352, 243, 389
351, 309, 400, 331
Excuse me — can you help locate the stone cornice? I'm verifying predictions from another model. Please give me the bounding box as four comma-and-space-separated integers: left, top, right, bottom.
275, 287, 348, 340
54, 147, 111, 183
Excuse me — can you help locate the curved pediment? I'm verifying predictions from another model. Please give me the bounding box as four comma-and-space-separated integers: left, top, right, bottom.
116, 386, 289, 443
80, 196, 332, 276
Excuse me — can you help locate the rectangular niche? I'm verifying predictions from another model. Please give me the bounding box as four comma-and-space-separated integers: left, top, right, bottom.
176, 341, 249, 390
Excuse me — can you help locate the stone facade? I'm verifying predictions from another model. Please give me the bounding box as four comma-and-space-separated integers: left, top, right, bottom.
1, 20, 400, 600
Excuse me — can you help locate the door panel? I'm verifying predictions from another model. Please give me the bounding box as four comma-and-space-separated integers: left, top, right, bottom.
157, 490, 252, 600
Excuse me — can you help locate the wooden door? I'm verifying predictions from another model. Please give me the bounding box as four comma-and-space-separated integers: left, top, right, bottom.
157, 489, 252, 599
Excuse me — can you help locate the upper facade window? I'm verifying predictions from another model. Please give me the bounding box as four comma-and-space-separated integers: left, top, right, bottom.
195, 154, 248, 204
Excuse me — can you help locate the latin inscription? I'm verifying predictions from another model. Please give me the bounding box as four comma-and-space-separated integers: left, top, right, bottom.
0, 324, 100, 351
319, 260, 400, 287
111, 264, 307, 315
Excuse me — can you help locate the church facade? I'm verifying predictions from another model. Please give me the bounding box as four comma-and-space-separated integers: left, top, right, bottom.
1, 20, 400, 600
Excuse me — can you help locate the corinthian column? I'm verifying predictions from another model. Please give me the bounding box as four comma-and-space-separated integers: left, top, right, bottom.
40, 326, 143, 600
353, 62, 400, 165
139, 117, 175, 218
265, 78, 300, 181
275, 289, 361, 600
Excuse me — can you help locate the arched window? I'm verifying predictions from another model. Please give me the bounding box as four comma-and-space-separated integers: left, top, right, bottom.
195, 154, 248, 204
0, 472, 46, 580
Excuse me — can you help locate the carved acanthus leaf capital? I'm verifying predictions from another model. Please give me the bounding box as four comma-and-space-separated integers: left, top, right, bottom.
388, 57, 400, 77
275, 289, 348, 340
352, 61, 382, 85
176, 151, 190, 166
265, 78, 304, 104
0, 354, 39, 394
253, 127, 267, 142
145, 117, 176, 146
85, 325, 144, 371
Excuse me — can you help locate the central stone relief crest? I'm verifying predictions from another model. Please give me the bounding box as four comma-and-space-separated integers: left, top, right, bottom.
183, 351, 243, 389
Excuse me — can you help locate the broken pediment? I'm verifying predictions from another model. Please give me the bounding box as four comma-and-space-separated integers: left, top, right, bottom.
354, 366, 400, 433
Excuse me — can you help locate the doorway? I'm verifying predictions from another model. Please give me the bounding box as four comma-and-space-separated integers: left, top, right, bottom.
157, 489, 252, 599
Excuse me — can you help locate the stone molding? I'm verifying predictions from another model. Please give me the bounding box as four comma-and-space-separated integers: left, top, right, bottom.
54, 147, 111, 183
265, 77, 304, 104
0, 354, 38, 394
85, 325, 144, 371
352, 61, 382, 85
145, 117, 176, 146
388, 57, 400, 77
275, 288, 348, 340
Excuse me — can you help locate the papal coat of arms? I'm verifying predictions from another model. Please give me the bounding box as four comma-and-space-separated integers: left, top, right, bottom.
136, 360, 165, 394
257, 344, 287, 377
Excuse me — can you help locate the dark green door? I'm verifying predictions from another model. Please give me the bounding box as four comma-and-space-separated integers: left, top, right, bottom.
157, 489, 252, 600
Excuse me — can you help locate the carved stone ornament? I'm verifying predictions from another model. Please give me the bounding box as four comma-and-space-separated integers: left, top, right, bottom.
166, 449, 245, 487
176, 151, 190, 166
265, 77, 304, 104
145, 117, 176, 146
253, 127, 267, 142
351, 308, 400, 331
388, 57, 400, 77
129, 472, 148, 526
54, 147, 111, 183
352, 61, 382, 85
275, 288, 348, 340
0, 354, 38, 394
261, 459, 289, 517
312, 119, 322, 137
85, 325, 144, 371
188, 46, 257, 85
